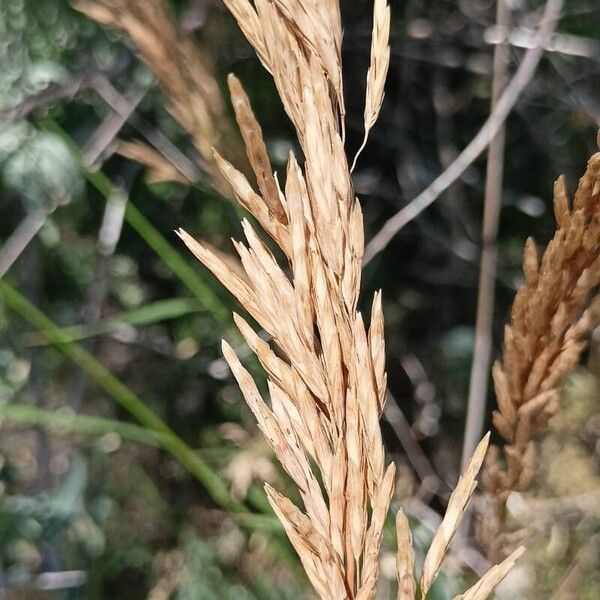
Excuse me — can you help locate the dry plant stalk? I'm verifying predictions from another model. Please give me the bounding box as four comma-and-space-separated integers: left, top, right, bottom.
174, 2, 522, 598
116, 140, 192, 185
74, 0, 243, 188
179, 0, 391, 593
480, 151, 600, 560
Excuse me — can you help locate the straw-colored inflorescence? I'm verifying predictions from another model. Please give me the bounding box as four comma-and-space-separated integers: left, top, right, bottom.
174, 1, 523, 598
74, 0, 242, 186
480, 151, 600, 560
351, 0, 390, 171
178, 0, 393, 594
396, 435, 525, 600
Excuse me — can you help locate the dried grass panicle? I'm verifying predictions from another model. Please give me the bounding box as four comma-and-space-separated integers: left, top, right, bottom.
395, 510, 416, 600
480, 151, 600, 560
179, 1, 391, 595
175, 1, 520, 597
74, 0, 243, 186
395, 434, 524, 600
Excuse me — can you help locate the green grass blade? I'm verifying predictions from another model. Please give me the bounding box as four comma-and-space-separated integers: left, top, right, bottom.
41, 118, 229, 324
25, 297, 203, 345
0, 280, 278, 531
0, 403, 165, 447
124, 203, 228, 323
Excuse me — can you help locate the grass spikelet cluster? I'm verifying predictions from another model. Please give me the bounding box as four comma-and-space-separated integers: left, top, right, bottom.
396, 435, 523, 600
178, 1, 391, 593
176, 2, 522, 598
352, 0, 391, 170
480, 152, 600, 560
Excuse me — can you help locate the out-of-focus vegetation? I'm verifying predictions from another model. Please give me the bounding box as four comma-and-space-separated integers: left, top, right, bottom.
0, 0, 598, 598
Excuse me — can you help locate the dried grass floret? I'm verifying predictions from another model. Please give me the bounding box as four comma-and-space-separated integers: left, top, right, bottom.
480, 151, 600, 560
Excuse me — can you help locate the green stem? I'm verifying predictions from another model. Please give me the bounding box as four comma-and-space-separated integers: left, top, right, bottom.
0, 280, 277, 532
41, 118, 229, 324
25, 297, 202, 345
0, 403, 165, 447
124, 202, 228, 323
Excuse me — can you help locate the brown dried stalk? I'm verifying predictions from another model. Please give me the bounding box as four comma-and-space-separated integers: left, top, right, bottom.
480, 150, 600, 560
74, 0, 243, 188
178, 1, 391, 594
175, 2, 521, 598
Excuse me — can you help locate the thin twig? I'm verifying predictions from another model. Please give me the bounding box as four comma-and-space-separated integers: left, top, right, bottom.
363, 0, 564, 265
67, 185, 128, 411
462, 0, 511, 472
82, 83, 147, 166
484, 25, 600, 60
91, 75, 202, 182
383, 391, 442, 494
0, 211, 48, 279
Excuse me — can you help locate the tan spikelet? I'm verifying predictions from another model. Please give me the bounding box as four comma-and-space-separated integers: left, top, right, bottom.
452, 547, 525, 600
421, 433, 491, 597
227, 74, 286, 223
395, 510, 416, 600
351, 0, 391, 171
211, 151, 291, 256
394, 435, 521, 600
481, 150, 600, 560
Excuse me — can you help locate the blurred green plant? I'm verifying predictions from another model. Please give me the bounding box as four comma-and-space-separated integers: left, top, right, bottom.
23, 297, 203, 345
0, 280, 278, 532
42, 118, 231, 324
0, 455, 103, 589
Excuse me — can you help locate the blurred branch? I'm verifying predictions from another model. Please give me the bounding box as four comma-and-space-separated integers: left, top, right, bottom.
0, 69, 203, 184
0, 211, 47, 278
384, 392, 443, 498
462, 0, 511, 472
82, 83, 147, 166
363, 0, 564, 264
0, 280, 276, 532
0, 73, 96, 123
548, 57, 600, 127
67, 184, 129, 411
91, 75, 201, 182
484, 26, 600, 61
115, 140, 193, 184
